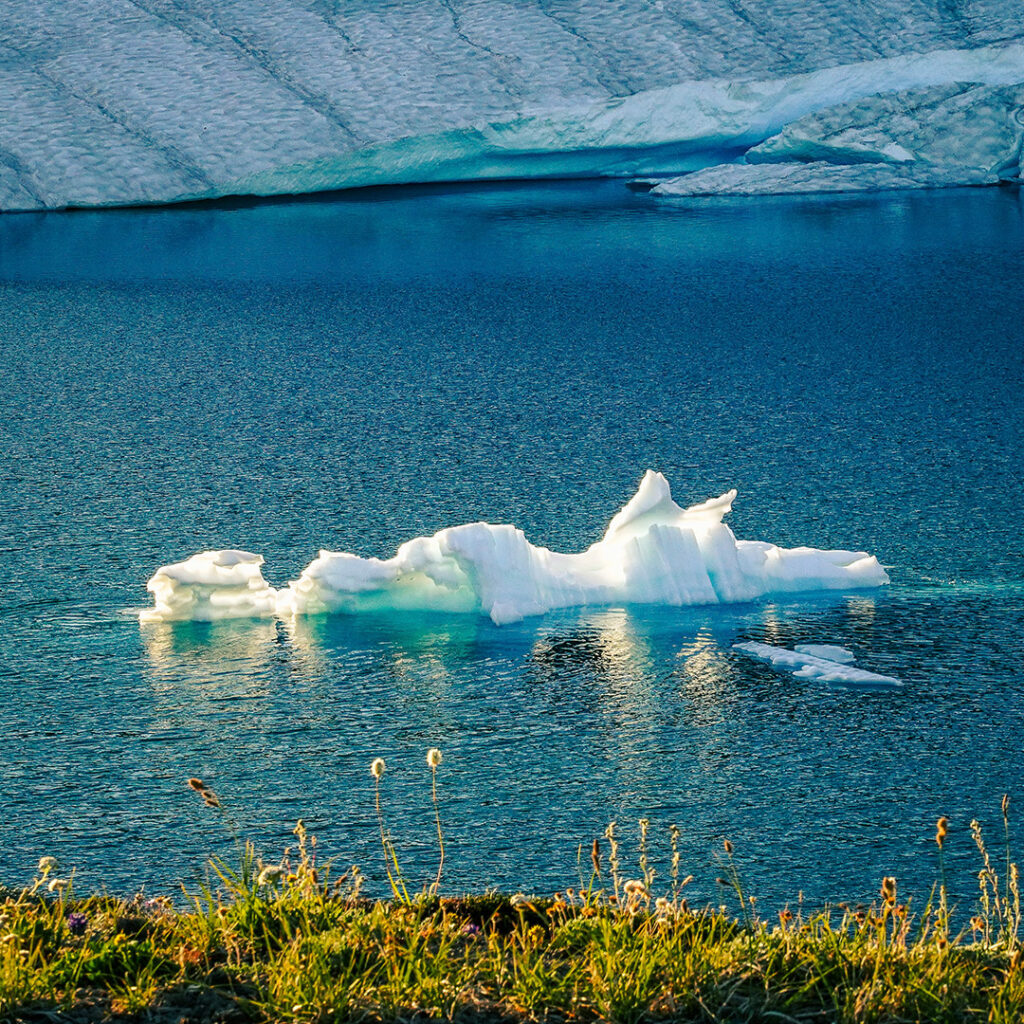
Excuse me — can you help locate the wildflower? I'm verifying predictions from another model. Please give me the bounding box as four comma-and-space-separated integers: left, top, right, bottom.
510, 893, 529, 906
778, 909, 794, 926
370, 758, 385, 779
936, 816, 949, 847
257, 864, 284, 886
47, 878, 68, 893
427, 748, 442, 768
37, 856, 58, 874
654, 896, 671, 916
461, 922, 480, 936
66, 912, 88, 936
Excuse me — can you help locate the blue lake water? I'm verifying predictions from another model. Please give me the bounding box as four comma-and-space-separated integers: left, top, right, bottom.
1, 181, 1023, 910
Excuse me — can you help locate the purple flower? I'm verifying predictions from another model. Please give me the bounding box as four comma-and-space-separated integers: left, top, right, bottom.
461, 923, 480, 936
66, 912, 88, 936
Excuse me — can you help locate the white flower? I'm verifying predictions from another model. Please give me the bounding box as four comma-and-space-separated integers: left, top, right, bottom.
37, 856, 58, 874
427, 748, 442, 769
510, 893, 529, 906
623, 879, 648, 899
370, 757, 385, 779
47, 878, 68, 893
654, 896, 671, 916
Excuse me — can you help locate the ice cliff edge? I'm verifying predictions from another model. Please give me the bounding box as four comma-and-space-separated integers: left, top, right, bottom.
5, 0, 1023, 211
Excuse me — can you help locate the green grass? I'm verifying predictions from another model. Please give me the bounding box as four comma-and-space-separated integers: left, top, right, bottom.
3, 768, 1024, 1023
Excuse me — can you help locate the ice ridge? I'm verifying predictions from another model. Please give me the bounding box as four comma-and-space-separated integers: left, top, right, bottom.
140, 471, 889, 626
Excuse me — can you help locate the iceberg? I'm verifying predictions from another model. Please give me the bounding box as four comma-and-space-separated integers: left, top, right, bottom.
2, 0, 1023, 211
140, 550, 279, 624
140, 471, 889, 626
733, 641, 902, 688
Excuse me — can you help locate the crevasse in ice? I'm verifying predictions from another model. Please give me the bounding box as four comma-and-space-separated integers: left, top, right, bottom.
3, 0, 1024, 210
140, 471, 889, 626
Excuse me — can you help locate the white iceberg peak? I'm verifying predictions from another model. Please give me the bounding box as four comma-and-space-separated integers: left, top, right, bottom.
140, 471, 889, 626
602, 470, 735, 544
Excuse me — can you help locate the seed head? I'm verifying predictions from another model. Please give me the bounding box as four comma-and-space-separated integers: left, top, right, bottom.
47, 878, 68, 893
936, 816, 949, 847
37, 856, 58, 874
427, 748, 442, 769
187, 778, 206, 792
591, 838, 601, 874
370, 757, 385, 779
723, 839, 734, 855
880, 876, 897, 905
1003, 794, 1011, 818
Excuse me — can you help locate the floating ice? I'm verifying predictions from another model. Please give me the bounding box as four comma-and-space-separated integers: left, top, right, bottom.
140, 550, 278, 623
140, 471, 889, 626
793, 643, 856, 664
734, 641, 902, 687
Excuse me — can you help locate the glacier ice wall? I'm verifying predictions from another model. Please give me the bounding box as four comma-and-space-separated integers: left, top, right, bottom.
140, 471, 889, 626
3, 0, 1024, 210
653, 78, 1024, 196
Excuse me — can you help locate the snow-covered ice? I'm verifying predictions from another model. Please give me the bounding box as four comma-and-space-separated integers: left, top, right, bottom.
140, 471, 889, 626
3, 0, 1023, 210
734, 641, 902, 687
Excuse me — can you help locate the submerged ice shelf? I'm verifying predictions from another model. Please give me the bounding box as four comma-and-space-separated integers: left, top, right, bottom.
140, 472, 889, 626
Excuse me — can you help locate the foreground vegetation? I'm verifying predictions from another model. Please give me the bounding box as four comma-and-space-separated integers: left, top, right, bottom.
4, 766, 1024, 1023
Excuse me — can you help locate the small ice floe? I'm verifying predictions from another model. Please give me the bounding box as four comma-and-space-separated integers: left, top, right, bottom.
733, 641, 902, 688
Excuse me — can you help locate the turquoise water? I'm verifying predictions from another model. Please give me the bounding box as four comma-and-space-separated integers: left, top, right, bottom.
1, 182, 1023, 908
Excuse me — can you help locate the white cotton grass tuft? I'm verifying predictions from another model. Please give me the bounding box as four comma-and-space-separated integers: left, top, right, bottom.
257, 864, 284, 886
371, 757, 385, 779
427, 747, 442, 768
37, 856, 59, 874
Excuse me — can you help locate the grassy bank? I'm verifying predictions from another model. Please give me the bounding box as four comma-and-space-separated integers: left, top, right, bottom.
4, 871, 1024, 1023
4, 769, 1024, 1023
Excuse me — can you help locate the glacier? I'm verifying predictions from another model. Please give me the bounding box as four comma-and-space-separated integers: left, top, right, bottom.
139, 471, 889, 626
733, 642, 902, 688
3, 0, 1024, 210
